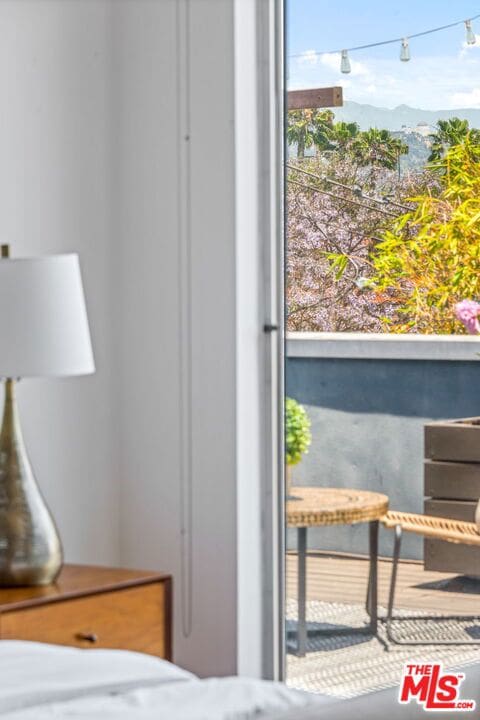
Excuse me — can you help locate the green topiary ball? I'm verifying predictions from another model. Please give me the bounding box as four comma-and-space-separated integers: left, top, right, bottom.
285, 397, 312, 466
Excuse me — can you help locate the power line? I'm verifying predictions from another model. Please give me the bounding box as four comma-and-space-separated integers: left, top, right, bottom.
289, 12, 480, 59
287, 163, 412, 211
288, 177, 399, 217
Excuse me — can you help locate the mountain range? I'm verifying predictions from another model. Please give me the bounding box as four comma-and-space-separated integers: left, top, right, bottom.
333, 101, 480, 131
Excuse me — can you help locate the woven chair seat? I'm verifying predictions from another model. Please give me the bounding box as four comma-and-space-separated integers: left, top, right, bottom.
382, 510, 480, 547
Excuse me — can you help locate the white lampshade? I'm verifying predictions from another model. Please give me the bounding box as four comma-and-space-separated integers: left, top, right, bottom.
0, 254, 95, 378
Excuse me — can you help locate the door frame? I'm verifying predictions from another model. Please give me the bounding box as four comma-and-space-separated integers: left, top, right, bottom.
257, 0, 286, 681
234, 0, 285, 681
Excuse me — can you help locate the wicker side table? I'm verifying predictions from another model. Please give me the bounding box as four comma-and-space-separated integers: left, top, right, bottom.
287, 487, 389, 656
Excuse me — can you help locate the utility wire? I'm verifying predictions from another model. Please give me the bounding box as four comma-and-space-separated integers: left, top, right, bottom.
289, 12, 480, 58
288, 177, 399, 217
287, 163, 412, 211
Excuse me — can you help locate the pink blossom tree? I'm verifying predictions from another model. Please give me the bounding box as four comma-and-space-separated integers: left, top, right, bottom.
286, 154, 435, 332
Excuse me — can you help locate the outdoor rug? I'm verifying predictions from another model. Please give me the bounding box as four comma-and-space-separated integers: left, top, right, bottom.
286, 599, 480, 698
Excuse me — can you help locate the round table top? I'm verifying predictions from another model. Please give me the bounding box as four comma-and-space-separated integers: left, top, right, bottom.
286, 486, 389, 528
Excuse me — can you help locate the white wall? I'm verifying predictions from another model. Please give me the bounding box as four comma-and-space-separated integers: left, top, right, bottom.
0, 0, 118, 564
0, 0, 277, 678
112, 0, 282, 678
235, 0, 263, 679
112, 0, 239, 677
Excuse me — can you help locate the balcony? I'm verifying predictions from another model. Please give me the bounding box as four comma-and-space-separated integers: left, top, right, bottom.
285, 334, 480, 697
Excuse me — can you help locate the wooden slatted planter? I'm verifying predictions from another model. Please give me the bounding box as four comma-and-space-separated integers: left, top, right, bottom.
424, 419, 480, 576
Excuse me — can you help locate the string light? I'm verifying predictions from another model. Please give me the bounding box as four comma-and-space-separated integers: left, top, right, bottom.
288, 12, 480, 71
340, 49, 351, 74
465, 19, 476, 45
400, 38, 410, 62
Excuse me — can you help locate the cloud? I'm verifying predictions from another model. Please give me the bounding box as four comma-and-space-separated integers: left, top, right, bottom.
450, 87, 480, 108
289, 50, 480, 111
459, 36, 480, 59
296, 49, 319, 67
382, 75, 397, 87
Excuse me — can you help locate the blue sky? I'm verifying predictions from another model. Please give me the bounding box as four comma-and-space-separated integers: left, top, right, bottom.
287, 1, 480, 109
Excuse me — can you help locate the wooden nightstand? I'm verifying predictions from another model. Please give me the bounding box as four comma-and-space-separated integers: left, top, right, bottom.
0, 564, 172, 660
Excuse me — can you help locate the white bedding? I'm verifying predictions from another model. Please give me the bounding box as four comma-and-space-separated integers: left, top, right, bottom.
4, 641, 478, 719
0, 641, 331, 719
0, 641, 194, 714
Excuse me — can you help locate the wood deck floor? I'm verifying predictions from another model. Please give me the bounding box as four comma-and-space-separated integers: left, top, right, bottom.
286, 551, 480, 614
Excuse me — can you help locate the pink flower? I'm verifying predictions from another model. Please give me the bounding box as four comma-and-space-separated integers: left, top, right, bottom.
455, 300, 480, 335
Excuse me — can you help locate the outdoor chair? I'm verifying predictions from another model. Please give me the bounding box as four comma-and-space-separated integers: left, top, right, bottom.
381, 510, 480, 645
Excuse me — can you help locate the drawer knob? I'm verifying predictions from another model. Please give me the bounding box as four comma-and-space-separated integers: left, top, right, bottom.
75, 631, 98, 644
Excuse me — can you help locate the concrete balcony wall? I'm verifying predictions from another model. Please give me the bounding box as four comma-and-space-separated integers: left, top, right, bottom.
286, 334, 480, 560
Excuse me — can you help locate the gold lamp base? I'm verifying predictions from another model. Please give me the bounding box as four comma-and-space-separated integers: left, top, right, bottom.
0, 379, 63, 586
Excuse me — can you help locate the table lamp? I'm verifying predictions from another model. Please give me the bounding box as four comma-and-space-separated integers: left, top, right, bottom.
0, 245, 94, 586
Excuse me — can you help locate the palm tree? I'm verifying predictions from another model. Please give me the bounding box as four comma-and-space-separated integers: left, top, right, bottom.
351, 128, 409, 170
287, 109, 334, 158
311, 110, 335, 152
327, 121, 360, 152
428, 118, 476, 161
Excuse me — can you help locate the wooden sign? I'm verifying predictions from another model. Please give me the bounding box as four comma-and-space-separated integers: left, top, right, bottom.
287, 86, 343, 111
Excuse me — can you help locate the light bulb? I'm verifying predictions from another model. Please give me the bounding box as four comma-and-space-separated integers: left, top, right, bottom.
400, 38, 410, 62
340, 49, 351, 74
465, 20, 476, 45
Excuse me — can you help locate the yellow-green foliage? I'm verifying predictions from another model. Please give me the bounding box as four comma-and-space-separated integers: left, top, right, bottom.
285, 397, 311, 466
372, 136, 480, 333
